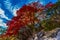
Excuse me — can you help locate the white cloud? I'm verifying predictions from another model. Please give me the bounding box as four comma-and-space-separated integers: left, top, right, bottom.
0, 8, 11, 20
40, 2, 44, 5
27, 0, 38, 4
0, 19, 8, 28
4, 0, 17, 16
12, 7, 17, 16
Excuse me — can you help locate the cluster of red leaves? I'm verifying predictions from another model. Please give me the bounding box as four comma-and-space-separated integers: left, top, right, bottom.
5, 2, 54, 36
6, 4, 38, 36
45, 2, 54, 8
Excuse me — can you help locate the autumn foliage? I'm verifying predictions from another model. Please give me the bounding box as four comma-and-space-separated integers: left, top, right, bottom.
5, 2, 54, 36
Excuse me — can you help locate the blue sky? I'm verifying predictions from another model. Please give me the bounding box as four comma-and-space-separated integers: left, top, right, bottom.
0, 0, 58, 34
